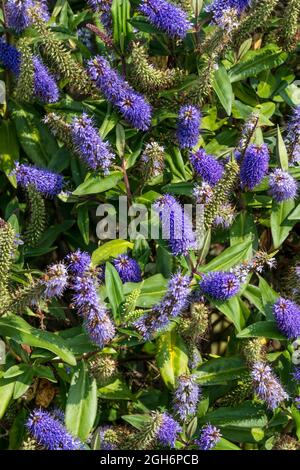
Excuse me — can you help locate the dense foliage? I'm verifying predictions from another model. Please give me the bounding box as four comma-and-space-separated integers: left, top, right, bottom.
0, 0, 300, 451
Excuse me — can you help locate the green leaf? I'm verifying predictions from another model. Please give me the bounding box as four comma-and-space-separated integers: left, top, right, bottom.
123, 274, 168, 308
98, 378, 133, 400
242, 284, 264, 314
92, 239, 133, 265
77, 205, 90, 245
270, 199, 295, 249
122, 413, 151, 429
258, 274, 279, 319
0, 378, 14, 419
13, 367, 34, 399
213, 64, 233, 116
11, 103, 58, 166
276, 125, 288, 171
73, 171, 123, 196
198, 401, 268, 427
111, 0, 132, 53
156, 330, 188, 389
237, 321, 285, 340
229, 46, 288, 83
212, 297, 249, 332
129, 16, 160, 33
105, 262, 125, 321
215, 437, 241, 450
0, 315, 76, 365
65, 361, 97, 441
195, 357, 246, 385
287, 203, 300, 220
116, 123, 126, 157
230, 212, 258, 251
200, 240, 252, 273
0, 120, 19, 181
8, 408, 27, 450
165, 148, 187, 181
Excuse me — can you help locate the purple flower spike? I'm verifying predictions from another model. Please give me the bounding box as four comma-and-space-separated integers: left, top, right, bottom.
70, 113, 115, 174
177, 105, 201, 149
199, 271, 240, 301
43, 262, 68, 299
251, 361, 288, 410
13, 163, 63, 198
269, 169, 297, 202
112, 254, 142, 283
6, 0, 49, 33
189, 149, 224, 187
157, 413, 182, 447
240, 143, 269, 190
273, 297, 300, 339
65, 250, 91, 276
26, 409, 82, 450
154, 194, 196, 256
196, 424, 222, 450
139, 0, 192, 38
173, 375, 201, 421
33, 56, 59, 104
86, 56, 152, 131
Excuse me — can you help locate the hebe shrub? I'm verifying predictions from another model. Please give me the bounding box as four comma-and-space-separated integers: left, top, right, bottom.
0, 0, 300, 451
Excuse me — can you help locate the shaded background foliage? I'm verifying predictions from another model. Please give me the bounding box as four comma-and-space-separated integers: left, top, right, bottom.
0, 0, 299, 451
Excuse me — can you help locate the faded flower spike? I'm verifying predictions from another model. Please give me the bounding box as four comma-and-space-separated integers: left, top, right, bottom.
71, 266, 115, 348
195, 424, 222, 450
269, 169, 297, 202
199, 271, 240, 301
70, 113, 115, 174
42, 263, 68, 299
154, 194, 196, 256
189, 149, 224, 187
83, 305, 116, 348
112, 254, 142, 283
13, 163, 63, 198
193, 182, 214, 205
139, 142, 165, 179
240, 144, 270, 190
177, 105, 201, 149
251, 361, 288, 410
138, 0, 192, 39
286, 105, 300, 163
273, 297, 300, 339
26, 409, 82, 450
206, 0, 250, 26
98, 427, 118, 450
134, 272, 191, 339
213, 203, 235, 229
6, 0, 49, 33
87, 0, 112, 12
173, 374, 200, 421
86, 56, 152, 131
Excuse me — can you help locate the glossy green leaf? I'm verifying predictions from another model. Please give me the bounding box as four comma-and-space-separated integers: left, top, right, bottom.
270, 199, 295, 249
213, 64, 234, 116
92, 239, 133, 265
156, 330, 188, 389
237, 321, 285, 340
65, 361, 97, 440
0, 315, 76, 365
105, 262, 125, 321
73, 171, 123, 196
